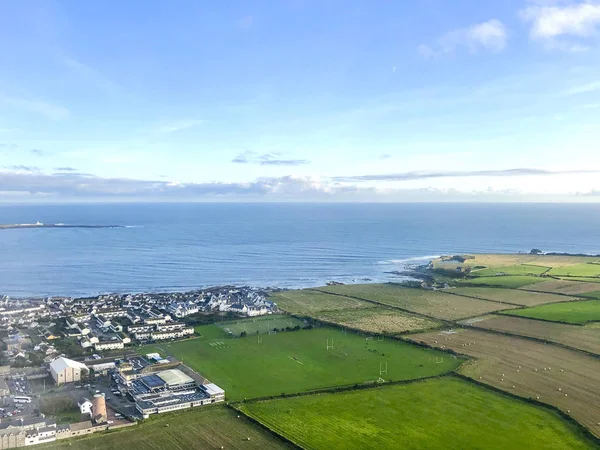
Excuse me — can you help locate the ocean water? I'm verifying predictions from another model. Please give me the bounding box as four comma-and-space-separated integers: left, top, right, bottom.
0, 203, 599, 297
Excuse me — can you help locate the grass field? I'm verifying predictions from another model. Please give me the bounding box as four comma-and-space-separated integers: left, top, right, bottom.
316, 306, 441, 335
319, 284, 514, 320
41, 405, 291, 450
409, 328, 600, 438
240, 377, 597, 450
433, 254, 597, 270
521, 280, 600, 295
501, 300, 600, 325
468, 314, 600, 355
562, 278, 600, 284
270, 289, 371, 314
143, 325, 462, 401
456, 275, 545, 289
548, 263, 600, 278
215, 315, 306, 337
471, 264, 550, 277
447, 287, 577, 306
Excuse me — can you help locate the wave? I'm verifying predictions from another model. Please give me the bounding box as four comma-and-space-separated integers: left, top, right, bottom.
377, 255, 440, 265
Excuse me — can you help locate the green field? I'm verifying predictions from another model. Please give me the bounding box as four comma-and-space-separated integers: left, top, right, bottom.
549, 263, 600, 278
240, 377, 596, 450
41, 405, 291, 450
502, 299, 600, 325
447, 287, 576, 306
561, 278, 600, 284
270, 289, 371, 314
471, 264, 550, 277
215, 315, 306, 337
456, 275, 545, 289
144, 325, 462, 401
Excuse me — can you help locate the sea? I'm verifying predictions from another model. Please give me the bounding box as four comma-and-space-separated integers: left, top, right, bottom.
0, 203, 599, 298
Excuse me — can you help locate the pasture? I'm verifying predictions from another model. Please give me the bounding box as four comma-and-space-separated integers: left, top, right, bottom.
239, 377, 597, 450
548, 263, 600, 278
521, 280, 600, 295
468, 314, 600, 355
216, 315, 305, 337
456, 275, 545, 289
319, 284, 514, 320
143, 325, 461, 401
471, 264, 550, 277
41, 405, 291, 450
408, 328, 600, 438
316, 306, 440, 335
447, 286, 577, 306
269, 289, 370, 315
502, 300, 600, 325
433, 254, 597, 270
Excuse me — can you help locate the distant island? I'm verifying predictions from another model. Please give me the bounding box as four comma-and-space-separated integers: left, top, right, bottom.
0, 222, 124, 230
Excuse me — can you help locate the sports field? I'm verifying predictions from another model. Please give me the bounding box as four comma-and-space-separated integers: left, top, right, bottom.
456, 275, 545, 289
447, 286, 577, 306
143, 325, 462, 401
216, 315, 305, 337
501, 299, 600, 325
42, 405, 292, 450
318, 284, 514, 320
315, 306, 441, 335
270, 289, 371, 314
239, 377, 597, 450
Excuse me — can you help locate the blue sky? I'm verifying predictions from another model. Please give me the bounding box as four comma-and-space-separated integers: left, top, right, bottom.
1, 0, 600, 202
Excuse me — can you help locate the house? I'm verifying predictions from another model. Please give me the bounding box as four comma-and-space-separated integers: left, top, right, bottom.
94, 340, 124, 351
49, 357, 88, 385
78, 397, 93, 416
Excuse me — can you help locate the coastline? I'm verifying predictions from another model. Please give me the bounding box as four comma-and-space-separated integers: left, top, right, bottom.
0, 223, 124, 230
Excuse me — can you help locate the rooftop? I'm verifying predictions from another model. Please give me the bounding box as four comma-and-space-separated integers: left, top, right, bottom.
157, 369, 194, 387
50, 357, 88, 373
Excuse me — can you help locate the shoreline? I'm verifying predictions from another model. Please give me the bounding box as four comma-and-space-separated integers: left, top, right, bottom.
0, 223, 124, 230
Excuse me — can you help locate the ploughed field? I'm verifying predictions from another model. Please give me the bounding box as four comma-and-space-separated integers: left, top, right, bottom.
447, 286, 580, 306
521, 280, 600, 295
408, 328, 600, 438
41, 405, 291, 450
317, 284, 515, 320
463, 314, 600, 355
501, 299, 600, 325
239, 377, 597, 450
455, 275, 545, 289
144, 325, 461, 401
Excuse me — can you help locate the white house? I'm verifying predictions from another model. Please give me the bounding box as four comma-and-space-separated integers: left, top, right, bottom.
78, 397, 92, 416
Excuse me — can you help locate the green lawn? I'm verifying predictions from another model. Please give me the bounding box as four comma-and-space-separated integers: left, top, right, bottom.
502, 299, 600, 325
471, 264, 550, 277
216, 315, 306, 337
456, 275, 545, 289
40, 405, 291, 450
143, 326, 462, 401
240, 377, 596, 450
549, 263, 600, 278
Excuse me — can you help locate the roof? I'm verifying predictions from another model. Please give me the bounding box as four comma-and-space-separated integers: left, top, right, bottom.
203, 383, 225, 396
157, 369, 194, 387
69, 421, 93, 432
140, 374, 166, 389
78, 397, 91, 406
50, 357, 88, 373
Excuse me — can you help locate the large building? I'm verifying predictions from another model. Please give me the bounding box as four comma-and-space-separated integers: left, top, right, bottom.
49, 357, 88, 385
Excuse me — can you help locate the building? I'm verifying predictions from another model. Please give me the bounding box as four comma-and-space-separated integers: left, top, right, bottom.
201, 383, 226, 402
95, 308, 127, 319
91, 395, 107, 424
49, 357, 88, 385
94, 340, 124, 351
150, 327, 194, 341
78, 397, 92, 416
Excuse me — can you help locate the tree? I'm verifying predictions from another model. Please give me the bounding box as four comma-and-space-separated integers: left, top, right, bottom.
530, 249, 543, 255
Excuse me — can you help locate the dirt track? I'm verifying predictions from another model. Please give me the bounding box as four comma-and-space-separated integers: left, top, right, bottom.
408, 328, 600, 438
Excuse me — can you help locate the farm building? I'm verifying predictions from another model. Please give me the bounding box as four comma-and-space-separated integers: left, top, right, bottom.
49, 357, 88, 385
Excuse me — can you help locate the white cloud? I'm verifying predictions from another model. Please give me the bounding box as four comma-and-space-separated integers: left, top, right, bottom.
63, 57, 118, 93
0, 95, 69, 120
522, 2, 600, 39
564, 80, 600, 95
420, 19, 508, 57
155, 119, 204, 133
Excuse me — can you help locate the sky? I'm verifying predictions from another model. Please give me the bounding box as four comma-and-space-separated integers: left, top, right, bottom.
1, 0, 600, 202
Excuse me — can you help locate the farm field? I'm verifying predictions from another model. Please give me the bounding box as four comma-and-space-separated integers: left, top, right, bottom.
471, 264, 550, 277
216, 315, 305, 337
269, 289, 371, 315
521, 280, 600, 295
562, 278, 600, 284
447, 286, 577, 306
315, 306, 441, 335
239, 377, 597, 450
502, 300, 600, 325
408, 328, 600, 438
433, 254, 597, 270
549, 263, 600, 278
319, 284, 515, 320
466, 315, 600, 355
41, 405, 292, 450
456, 275, 545, 289
143, 325, 462, 401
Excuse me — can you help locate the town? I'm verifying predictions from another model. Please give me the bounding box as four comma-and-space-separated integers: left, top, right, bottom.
0, 286, 276, 448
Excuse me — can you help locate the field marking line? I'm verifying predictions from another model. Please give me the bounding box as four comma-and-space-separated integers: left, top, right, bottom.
288, 356, 304, 365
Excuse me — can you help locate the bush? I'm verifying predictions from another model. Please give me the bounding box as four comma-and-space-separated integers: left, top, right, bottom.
240, 331, 247, 338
